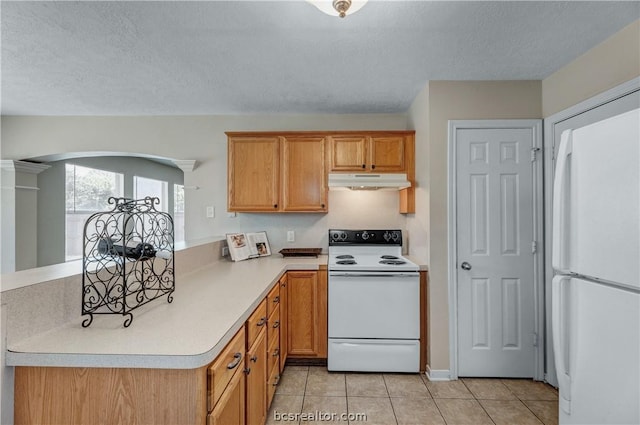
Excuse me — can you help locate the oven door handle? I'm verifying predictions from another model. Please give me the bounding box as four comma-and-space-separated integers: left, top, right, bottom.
329, 272, 419, 278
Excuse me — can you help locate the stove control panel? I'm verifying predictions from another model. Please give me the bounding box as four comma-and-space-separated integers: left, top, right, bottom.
329, 229, 402, 245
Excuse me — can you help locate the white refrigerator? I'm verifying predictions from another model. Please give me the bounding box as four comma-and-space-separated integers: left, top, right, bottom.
552, 108, 640, 425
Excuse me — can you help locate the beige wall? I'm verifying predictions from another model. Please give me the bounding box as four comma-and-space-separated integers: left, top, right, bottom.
0, 114, 411, 258
407, 82, 430, 265
424, 80, 542, 371
543, 19, 640, 117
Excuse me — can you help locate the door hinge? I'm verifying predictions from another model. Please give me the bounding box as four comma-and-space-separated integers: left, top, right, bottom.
533, 332, 539, 347
531, 147, 541, 162
531, 241, 538, 253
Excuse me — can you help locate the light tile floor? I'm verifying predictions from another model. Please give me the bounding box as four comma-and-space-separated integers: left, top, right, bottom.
267, 366, 559, 425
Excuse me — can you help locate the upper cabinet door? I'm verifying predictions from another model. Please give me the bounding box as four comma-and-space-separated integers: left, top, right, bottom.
328, 136, 368, 171
369, 135, 405, 172
282, 136, 327, 212
228, 136, 280, 212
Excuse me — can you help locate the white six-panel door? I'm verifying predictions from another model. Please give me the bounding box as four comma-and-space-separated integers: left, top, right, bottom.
455, 126, 538, 378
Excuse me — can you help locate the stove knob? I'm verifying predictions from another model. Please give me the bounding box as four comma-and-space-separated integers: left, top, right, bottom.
391, 231, 400, 242
361, 231, 369, 240
340, 231, 347, 241
383, 232, 391, 241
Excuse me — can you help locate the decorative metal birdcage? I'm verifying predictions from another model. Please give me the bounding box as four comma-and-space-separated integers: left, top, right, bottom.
82, 197, 175, 328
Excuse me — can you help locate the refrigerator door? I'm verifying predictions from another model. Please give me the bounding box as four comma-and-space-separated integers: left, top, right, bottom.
553, 109, 640, 289
554, 276, 640, 425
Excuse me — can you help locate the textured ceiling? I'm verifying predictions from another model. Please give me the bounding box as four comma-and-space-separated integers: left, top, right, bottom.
2, 1, 639, 115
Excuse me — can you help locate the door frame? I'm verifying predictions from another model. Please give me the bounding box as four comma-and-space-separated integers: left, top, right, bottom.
447, 119, 544, 381
542, 77, 640, 387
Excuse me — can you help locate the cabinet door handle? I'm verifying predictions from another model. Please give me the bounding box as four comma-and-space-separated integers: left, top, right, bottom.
244, 367, 251, 375
272, 320, 280, 329
273, 348, 280, 357
250, 355, 258, 363
227, 352, 243, 370
281, 282, 287, 288
362, 164, 366, 169
321, 204, 325, 208
371, 164, 376, 169
273, 204, 278, 209
256, 317, 266, 327
273, 296, 280, 304
272, 375, 280, 386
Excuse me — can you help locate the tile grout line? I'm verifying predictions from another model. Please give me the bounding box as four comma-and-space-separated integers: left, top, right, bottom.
381, 374, 400, 425
460, 379, 498, 425
514, 395, 548, 425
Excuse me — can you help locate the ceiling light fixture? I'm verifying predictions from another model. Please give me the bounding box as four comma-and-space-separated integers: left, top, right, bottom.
308, 0, 368, 18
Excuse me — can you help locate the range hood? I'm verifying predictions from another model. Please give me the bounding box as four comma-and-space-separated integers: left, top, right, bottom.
328, 173, 411, 190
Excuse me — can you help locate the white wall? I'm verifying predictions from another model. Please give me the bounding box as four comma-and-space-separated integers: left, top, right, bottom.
1, 114, 411, 255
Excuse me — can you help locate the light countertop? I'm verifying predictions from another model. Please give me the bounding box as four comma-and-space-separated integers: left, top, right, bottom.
6, 256, 327, 370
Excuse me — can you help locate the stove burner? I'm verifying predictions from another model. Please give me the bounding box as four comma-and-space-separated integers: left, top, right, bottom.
337, 260, 357, 265
336, 255, 355, 259
379, 259, 407, 265
381, 255, 400, 260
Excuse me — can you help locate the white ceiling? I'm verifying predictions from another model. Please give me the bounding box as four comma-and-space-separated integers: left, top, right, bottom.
2, 1, 638, 116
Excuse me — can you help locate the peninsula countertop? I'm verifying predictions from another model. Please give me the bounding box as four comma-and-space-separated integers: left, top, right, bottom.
6, 256, 327, 370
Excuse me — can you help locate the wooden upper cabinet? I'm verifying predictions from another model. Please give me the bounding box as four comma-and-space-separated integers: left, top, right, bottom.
369, 135, 405, 172
328, 134, 406, 172
282, 136, 327, 212
227, 136, 280, 212
227, 131, 415, 213
329, 136, 368, 171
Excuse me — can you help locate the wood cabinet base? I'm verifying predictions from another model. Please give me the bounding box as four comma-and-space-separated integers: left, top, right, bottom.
14, 366, 207, 425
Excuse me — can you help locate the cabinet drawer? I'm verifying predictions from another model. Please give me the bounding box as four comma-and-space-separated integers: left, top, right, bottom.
267, 324, 280, 378
268, 304, 280, 344
246, 299, 268, 349
267, 362, 280, 408
207, 365, 245, 425
207, 327, 245, 412
267, 284, 280, 317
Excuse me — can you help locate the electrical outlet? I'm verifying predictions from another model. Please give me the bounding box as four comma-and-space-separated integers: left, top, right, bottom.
206, 206, 215, 218
221, 246, 229, 257
287, 230, 295, 242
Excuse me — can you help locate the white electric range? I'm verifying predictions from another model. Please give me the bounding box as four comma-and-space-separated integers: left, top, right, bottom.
327, 229, 420, 373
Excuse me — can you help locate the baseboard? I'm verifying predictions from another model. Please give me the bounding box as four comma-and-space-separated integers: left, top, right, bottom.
425, 365, 451, 381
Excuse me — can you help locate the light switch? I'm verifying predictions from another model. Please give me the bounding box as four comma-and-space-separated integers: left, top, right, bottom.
206, 206, 215, 218
287, 230, 295, 242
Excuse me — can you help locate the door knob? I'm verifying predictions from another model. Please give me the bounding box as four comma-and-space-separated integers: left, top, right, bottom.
461, 261, 472, 270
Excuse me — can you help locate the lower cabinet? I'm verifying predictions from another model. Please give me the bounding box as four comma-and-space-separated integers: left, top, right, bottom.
208, 365, 245, 425
245, 329, 267, 425
287, 268, 328, 358
13, 269, 326, 425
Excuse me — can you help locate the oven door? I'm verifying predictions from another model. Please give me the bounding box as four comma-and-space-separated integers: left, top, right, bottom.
328, 271, 420, 339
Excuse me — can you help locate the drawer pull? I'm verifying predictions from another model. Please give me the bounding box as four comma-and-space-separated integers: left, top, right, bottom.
250, 355, 258, 363
273, 296, 280, 304
227, 352, 242, 370
273, 348, 280, 357
257, 317, 267, 327
272, 375, 280, 386
272, 320, 280, 329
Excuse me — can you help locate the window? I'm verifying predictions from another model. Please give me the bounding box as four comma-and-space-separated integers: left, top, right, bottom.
65, 164, 124, 261
174, 184, 185, 243
133, 176, 168, 212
